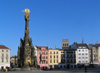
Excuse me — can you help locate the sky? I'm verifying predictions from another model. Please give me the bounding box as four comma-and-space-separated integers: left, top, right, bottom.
0, 0, 100, 56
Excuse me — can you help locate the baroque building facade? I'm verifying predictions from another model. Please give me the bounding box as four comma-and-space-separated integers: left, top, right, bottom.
59, 49, 66, 68
17, 9, 37, 68
49, 48, 60, 69
71, 42, 90, 67
0, 45, 10, 69
37, 46, 49, 69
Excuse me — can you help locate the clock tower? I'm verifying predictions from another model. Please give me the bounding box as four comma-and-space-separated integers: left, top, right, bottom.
18, 9, 37, 68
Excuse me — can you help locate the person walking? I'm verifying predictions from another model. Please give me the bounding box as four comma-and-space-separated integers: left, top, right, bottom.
6, 66, 8, 72
85, 66, 87, 72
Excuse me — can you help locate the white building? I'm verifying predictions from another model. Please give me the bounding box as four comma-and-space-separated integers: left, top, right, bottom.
0, 45, 10, 69
71, 42, 90, 66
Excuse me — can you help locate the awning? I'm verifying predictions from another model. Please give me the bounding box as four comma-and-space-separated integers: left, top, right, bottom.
44, 66, 47, 67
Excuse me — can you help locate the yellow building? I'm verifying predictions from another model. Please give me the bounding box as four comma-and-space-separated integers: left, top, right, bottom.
49, 48, 60, 69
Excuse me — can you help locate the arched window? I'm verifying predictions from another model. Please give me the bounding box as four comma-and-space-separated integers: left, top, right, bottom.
54, 52, 55, 54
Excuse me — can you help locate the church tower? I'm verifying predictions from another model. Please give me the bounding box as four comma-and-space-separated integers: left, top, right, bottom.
18, 9, 37, 68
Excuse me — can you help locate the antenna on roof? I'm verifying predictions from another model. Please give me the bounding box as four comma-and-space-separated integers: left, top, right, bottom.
82, 38, 84, 44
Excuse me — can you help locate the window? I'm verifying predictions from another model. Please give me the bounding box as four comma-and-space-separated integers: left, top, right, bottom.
46, 57, 48, 59
50, 51, 52, 54
86, 61, 88, 63
50, 56, 52, 58
54, 60, 55, 63
46, 52, 48, 54
82, 53, 84, 55
6, 59, 8, 62
6, 50, 8, 52
46, 61, 48, 64
56, 52, 58, 54
85, 57, 88, 59
85, 50, 87, 52
50, 60, 52, 63
6, 54, 8, 57
2, 50, 4, 52
67, 43, 69, 46
54, 56, 55, 58
82, 57, 84, 59
71, 59, 73, 62
79, 57, 81, 59
79, 61, 81, 63
85, 53, 87, 55
2, 59, 4, 62
67, 59, 69, 63
71, 54, 73, 57
57, 60, 58, 63
42, 56, 45, 59
57, 56, 58, 58
63, 44, 64, 46
82, 61, 84, 63
39, 61, 41, 64
65, 44, 66, 46
82, 50, 84, 52
42, 52, 45, 54
54, 52, 55, 54
79, 53, 81, 55
79, 50, 81, 52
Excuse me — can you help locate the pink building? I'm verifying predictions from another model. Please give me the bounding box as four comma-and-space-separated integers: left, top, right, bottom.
37, 46, 49, 69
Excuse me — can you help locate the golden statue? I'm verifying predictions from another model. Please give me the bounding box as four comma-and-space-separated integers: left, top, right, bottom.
22, 8, 30, 21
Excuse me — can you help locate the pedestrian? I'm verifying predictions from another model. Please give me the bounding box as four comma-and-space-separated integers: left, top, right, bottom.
1, 66, 4, 71
85, 66, 87, 72
6, 66, 8, 72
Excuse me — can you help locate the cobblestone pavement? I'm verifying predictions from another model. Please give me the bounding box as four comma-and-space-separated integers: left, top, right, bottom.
0, 67, 100, 73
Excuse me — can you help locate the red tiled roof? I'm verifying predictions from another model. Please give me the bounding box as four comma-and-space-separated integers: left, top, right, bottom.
0, 45, 10, 49
96, 44, 100, 46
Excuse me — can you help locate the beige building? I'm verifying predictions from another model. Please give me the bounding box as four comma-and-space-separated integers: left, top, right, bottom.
95, 44, 100, 65
97, 45, 100, 65
62, 39, 69, 49
0, 45, 10, 69
49, 48, 60, 69
88, 44, 99, 65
